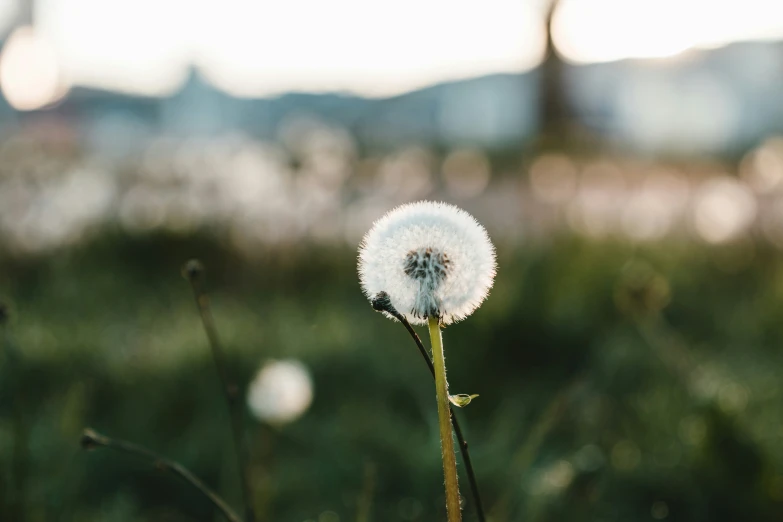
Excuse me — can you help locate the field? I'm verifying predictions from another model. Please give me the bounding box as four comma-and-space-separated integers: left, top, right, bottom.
2, 228, 783, 522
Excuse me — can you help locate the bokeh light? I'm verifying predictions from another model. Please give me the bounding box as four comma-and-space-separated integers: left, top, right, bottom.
553, 0, 783, 63
693, 176, 757, 243
442, 148, 491, 199
529, 153, 578, 205
740, 137, 783, 194
0, 26, 66, 110
553, 0, 693, 63
247, 359, 314, 425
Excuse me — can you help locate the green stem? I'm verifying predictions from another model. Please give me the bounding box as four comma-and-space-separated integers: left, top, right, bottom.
372, 292, 485, 522
428, 316, 462, 522
401, 326, 485, 522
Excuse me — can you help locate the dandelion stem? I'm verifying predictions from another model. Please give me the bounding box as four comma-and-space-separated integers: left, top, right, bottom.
79, 428, 242, 522
428, 316, 462, 522
372, 292, 484, 522
400, 323, 484, 522
183, 260, 255, 522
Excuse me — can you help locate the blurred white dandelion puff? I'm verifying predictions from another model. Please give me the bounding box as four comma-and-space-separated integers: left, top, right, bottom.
358, 201, 496, 325
246, 359, 313, 425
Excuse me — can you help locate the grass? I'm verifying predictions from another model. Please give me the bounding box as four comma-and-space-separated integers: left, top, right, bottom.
1, 232, 782, 521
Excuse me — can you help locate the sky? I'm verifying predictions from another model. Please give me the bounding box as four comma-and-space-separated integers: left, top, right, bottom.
554, 0, 783, 63
1, 0, 783, 109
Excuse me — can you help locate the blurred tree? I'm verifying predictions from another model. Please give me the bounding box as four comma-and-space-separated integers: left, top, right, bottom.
19, 0, 34, 25
540, 0, 566, 136
538, 0, 587, 150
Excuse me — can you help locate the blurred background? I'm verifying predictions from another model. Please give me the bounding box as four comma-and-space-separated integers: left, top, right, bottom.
1, 0, 783, 520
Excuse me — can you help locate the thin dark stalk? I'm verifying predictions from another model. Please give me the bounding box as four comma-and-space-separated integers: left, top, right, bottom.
372, 293, 486, 522
80, 428, 242, 522
183, 260, 254, 522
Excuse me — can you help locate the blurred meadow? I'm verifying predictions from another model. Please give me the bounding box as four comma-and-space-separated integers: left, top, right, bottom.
2, 0, 783, 521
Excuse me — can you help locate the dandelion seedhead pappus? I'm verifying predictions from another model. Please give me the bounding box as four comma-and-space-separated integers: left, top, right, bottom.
358, 201, 496, 325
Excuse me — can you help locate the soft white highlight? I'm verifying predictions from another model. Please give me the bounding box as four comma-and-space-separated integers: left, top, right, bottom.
358, 201, 496, 325
246, 359, 313, 425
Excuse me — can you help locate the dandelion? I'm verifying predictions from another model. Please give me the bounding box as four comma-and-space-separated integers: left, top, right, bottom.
247, 359, 314, 425
358, 201, 496, 325
358, 201, 496, 522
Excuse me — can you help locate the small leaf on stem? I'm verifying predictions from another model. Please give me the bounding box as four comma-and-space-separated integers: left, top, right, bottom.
449, 394, 479, 408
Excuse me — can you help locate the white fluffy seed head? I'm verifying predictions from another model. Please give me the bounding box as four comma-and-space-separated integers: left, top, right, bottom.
246, 359, 314, 425
358, 201, 496, 325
